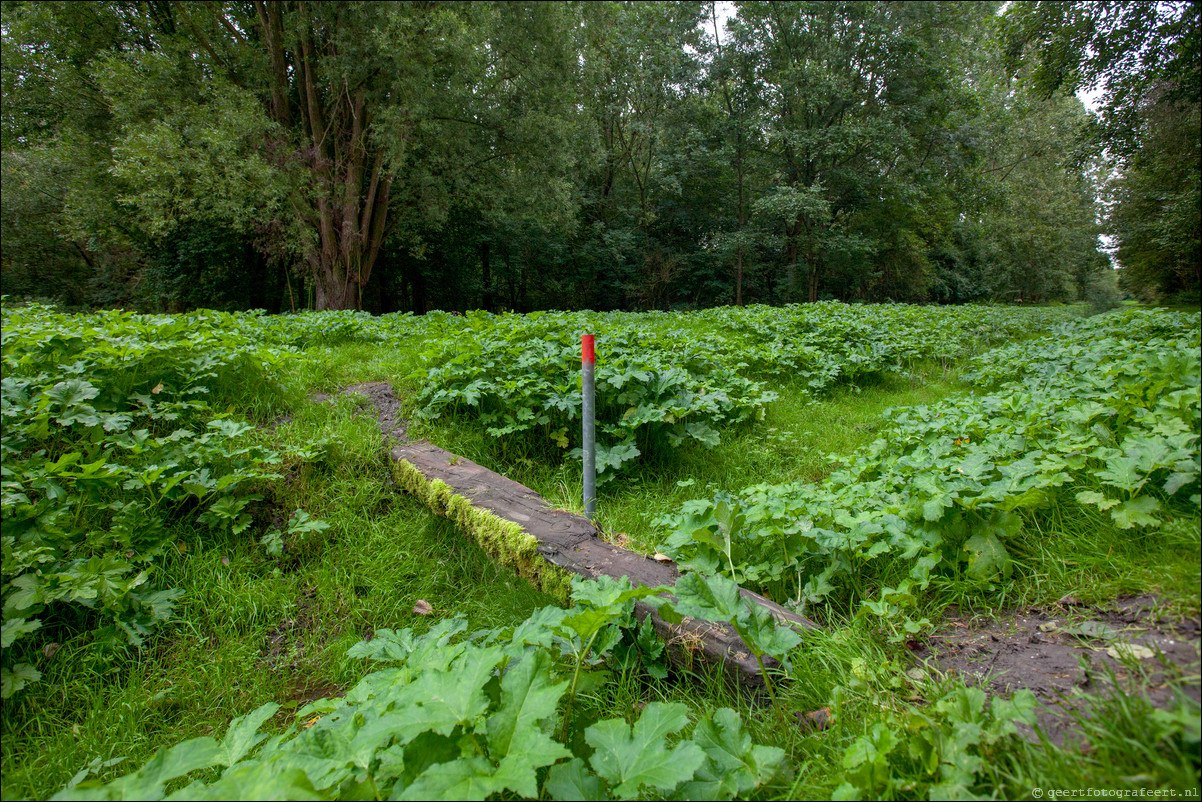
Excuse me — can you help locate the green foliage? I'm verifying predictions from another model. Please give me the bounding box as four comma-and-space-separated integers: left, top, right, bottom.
53, 585, 784, 802
1085, 269, 1125, 315
1, 1, 1117, 312
1002, 1, 1200, 301
1110, 95, 1201, 302
249, 310, 423, 350
660, 572, 802, 709
832, 686, 1039, 799
659, 308, 1200, 629
583, 702, 705, 799
0, 301, 328, 698
3, 301, 1196, 801
413, 302, 1073, 478
413, 309, 777, 478
1002, 0, 1199, 161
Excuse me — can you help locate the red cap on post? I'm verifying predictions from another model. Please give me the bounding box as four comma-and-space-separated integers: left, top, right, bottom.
582, 334, 595, 365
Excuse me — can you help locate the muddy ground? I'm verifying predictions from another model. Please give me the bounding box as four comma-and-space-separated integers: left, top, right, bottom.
913, 595, 1201, 743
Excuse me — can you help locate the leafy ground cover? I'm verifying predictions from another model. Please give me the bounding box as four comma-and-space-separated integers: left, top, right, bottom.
657, 309, 1201, 633
410, 303, 1076, 480
1, 303, 305, 699
2, 300, 1198, 800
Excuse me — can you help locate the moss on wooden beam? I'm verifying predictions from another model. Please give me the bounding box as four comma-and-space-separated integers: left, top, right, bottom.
393, 459, 575, 605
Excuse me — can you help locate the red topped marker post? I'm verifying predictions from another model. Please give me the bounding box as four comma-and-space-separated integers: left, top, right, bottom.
581, 334, 596, 520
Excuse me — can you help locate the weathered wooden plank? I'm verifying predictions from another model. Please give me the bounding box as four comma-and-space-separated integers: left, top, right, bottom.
390, 440, 818, 691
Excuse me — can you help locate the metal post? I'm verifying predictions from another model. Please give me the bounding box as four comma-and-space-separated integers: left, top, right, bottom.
581, 334, 596, 520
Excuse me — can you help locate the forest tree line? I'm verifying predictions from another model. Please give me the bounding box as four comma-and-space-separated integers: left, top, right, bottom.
1, 0, 1198, 313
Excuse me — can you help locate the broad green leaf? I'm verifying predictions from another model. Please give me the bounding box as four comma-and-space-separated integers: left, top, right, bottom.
483, 651, 570, 796
166, 764, 322, 801
962, 532, 1010, 581
44, 379, 100, 408
544, 757, 603, 801
1096, 453, 1143, 491
988, 689, 1039, 739
399, 756, 504, 801
559, 608, 622, 643
735, 604, 802, 661
667, 573, 743, 623
346, 628, 417, 661
490, 745, 573, 800
568, 574, 657, 612
1164, 471, 1195, 496
922, 495, 953, 522
1, 663, 42, 699
347, 709, 410, 770
685, 421, 720, 448
1110, 496, 1161, 529
676, 708, 785, 800
391, 646, 503, 739
216, 703, 279, 766
1, 617, 42, 648
5, 574, 43, 612
841, 723, 898, 770
831, 781, 862, 800
60, 737, 223, 801
585, 702, 706, 799
1075, 490, 1120, 510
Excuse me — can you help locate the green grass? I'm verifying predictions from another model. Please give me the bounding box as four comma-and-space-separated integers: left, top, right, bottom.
410, 361, 965, 558
1007, 510, 1202, 611
4, 315, 1199, 801
0, 390, 554, 801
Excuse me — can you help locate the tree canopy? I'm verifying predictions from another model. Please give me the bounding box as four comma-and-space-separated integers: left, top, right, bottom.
3, 0, 1190, 311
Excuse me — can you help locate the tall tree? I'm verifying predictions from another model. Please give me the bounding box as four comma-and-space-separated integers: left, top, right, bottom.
2, 1, 579, 310
729, 2, 988, 302
573, 1, 704, 307
1003, 0, 1201, 299
1108, 87, 1200, 299
1, 0, 1126, 311
704, 0, 763, 305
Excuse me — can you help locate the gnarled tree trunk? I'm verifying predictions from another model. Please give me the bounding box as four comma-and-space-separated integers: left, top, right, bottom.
254, 0, 395, 310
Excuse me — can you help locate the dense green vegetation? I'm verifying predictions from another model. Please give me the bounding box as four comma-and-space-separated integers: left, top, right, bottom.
2, 1, 1199, 799
412, 303, 1076, 478
0, 304, 298, 698
4, 1, 1196, 312
659, 310, 1201, 630
3, 299, 1198, 800
1004, 1, 1201, 302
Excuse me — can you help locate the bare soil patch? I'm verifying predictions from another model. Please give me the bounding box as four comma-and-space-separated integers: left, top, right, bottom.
342, 381, 409, 442
310, 382, 408, 441
913, 595, 1200, 744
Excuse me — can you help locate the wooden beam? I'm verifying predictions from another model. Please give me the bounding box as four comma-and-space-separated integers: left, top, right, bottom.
391, 440, 818, 692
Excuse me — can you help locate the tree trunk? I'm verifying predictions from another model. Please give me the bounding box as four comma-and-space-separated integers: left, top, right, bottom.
313, 267, 359, 310
481, 240, 495, 312
807, 249, 820, 303
255, 3, 395, 311
735, 247, 744, 307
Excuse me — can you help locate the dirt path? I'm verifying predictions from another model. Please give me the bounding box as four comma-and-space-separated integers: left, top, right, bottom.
341, 381, 410, 442
914, 596, 1200, 743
